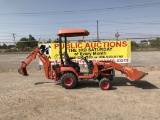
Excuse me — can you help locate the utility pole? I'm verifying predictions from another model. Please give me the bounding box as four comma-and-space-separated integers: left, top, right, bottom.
115, 29, 120, 40
39, 37, 41, 43
97, 20, 99, 42
13, 33, 16, 46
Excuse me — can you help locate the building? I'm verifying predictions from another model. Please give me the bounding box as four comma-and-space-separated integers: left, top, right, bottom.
140, 40, 150, 46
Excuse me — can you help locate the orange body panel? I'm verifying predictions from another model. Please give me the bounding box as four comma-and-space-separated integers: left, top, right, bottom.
60, 67, 79, 76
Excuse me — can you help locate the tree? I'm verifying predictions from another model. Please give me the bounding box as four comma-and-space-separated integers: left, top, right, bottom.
8, 45, 16, 49
46, 39, 52, 43
78, 39, 86, 42
16, 34, 38, 50
148, 37, 160, 48
155, 37, 160, 49
16, 37, 29, 50
2, 43, 7, 49
131, 41, 139, 51
131, 41, 138, 47
141, 40, 148, 42
28, 34, 38, 48
53, 38, 59, 43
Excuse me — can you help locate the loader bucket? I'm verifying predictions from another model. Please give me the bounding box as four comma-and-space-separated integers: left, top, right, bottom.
18, 67, 28, 76
123, 66, 148, 81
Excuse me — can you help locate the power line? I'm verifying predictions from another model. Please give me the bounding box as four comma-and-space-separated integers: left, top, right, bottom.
0, 22, 159, 31
0, 2, 160, 16
0, 32, 13, 34
1, 19, 160, 30
1, 14, 160, 25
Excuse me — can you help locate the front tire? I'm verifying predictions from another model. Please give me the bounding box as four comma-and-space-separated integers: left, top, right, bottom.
61, 73, 77, 89
99, 78, 111, 90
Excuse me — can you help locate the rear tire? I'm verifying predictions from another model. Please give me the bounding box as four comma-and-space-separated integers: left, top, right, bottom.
61, 73, 77, 89
99, 78, 111, 90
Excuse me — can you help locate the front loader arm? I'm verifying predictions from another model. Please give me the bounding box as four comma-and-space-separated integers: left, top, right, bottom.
99, 61, 148, 81
109, 62, 148, 81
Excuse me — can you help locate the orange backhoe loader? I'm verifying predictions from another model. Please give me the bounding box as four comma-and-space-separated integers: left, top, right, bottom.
18, 29, 148, 90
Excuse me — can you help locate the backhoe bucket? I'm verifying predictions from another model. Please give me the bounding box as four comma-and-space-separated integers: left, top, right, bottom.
18, 67, 28, 76
123, 66, 148, 81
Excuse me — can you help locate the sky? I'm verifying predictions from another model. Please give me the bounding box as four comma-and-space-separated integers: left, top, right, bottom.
0, 0, 160, 44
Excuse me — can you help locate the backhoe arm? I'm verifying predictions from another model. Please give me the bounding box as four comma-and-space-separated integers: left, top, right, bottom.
18, 47, 52, 79
21, 48, 39, 69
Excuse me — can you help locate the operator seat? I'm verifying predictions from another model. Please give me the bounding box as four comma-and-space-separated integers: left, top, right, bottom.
63, 52, 80, 73
87, 60, 93, 74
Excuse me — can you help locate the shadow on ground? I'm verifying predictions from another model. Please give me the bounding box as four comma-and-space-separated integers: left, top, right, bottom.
76, 77, 158, 90
34, 81, 55, 85
112, 77, 159, 89
34, 77, 159, 90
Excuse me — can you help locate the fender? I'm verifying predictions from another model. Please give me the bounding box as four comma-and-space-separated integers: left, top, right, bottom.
60, 67, 79, 77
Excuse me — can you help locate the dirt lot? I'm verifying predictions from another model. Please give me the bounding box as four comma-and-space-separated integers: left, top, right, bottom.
0, 51, 160, 120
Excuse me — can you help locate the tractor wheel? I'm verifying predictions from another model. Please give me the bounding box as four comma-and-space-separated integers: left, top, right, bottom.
61, 73, 78, 89
99, 78, 111, 90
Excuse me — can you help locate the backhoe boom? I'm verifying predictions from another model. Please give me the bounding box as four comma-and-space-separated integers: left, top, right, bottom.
18, 47, 52, 79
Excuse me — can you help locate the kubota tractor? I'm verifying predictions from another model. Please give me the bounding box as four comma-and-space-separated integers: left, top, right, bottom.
18, 29, 148, 90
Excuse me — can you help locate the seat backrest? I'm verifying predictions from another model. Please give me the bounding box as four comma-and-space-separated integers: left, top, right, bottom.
63, 52, 80, 72
63, 52, 70, 60
63, 52, 71, 65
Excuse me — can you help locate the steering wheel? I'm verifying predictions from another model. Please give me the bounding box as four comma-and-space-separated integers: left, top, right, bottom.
81, 56, 88, 63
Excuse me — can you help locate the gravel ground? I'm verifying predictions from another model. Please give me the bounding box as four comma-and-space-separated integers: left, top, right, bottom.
0, 51, 160, 120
